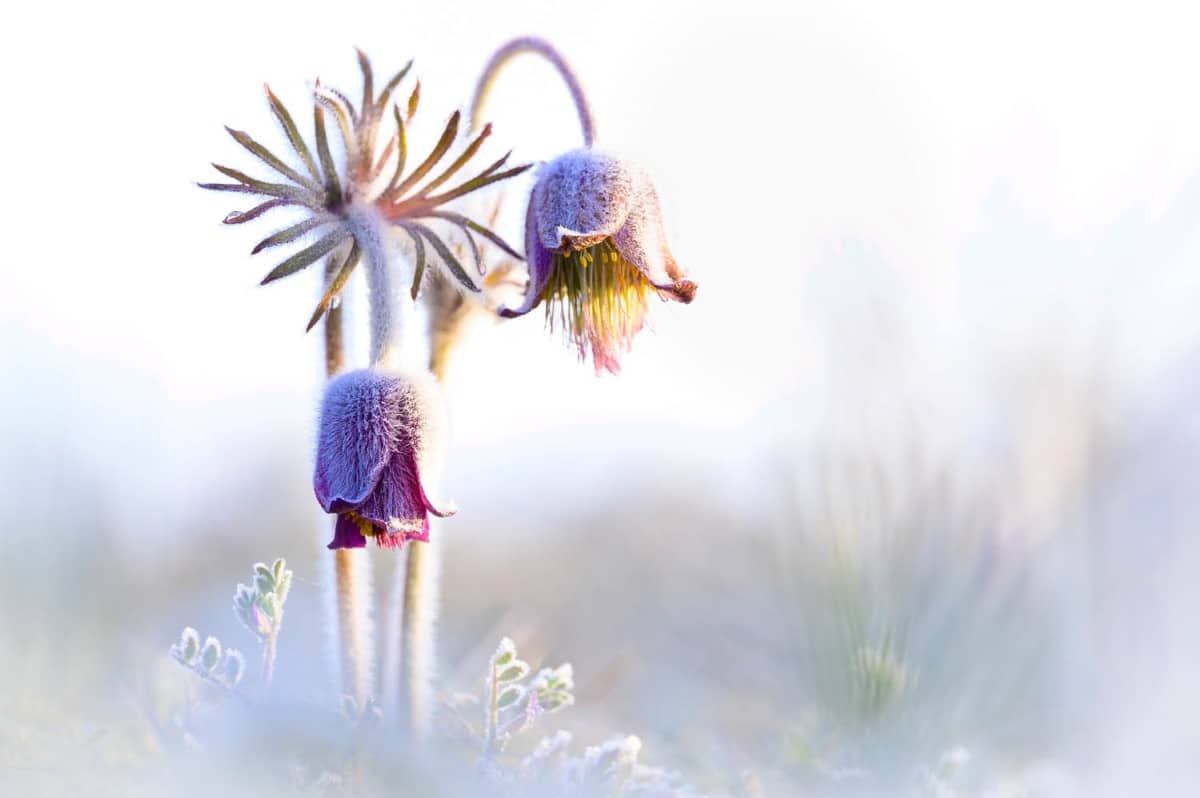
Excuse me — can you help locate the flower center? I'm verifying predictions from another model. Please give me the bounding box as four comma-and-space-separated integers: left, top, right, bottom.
343, 510, 377, 539
541, 238, 652, 371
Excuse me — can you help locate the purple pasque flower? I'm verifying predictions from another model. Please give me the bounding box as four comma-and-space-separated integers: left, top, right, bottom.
314, 368, 454, 550
498, 148, 696, 374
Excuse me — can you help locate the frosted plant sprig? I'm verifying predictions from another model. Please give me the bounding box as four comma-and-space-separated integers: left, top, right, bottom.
478, 638, 574, 759
169, 627, 246, 694
463, 637, 702, 796
232, 558, 293, 684
199, 50, 531, 330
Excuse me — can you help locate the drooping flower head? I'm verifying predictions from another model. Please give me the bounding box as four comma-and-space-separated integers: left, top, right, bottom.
314, 368, 454, 550
499, 148, 696, 374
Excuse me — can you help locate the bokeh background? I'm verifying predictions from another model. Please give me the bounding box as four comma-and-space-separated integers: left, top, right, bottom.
3, 0, 1199, 794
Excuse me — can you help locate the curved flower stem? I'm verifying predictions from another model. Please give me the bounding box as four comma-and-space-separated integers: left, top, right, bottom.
470, 36, 595, 146
325, 255, 375, 708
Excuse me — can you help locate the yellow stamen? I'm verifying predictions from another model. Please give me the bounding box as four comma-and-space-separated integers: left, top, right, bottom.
344, 510, 376, 538
541, 238, 652, 365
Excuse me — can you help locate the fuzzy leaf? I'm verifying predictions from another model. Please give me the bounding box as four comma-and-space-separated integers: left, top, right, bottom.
417, 123, 491, 195
356, 48, 374, 123
266, 85, 321, 183
406, 81, 420, 121
428, 211, 523, 260
403, 226, 427, 300
200, 637, 222, 673
424, 162, 532, 206
387, 105, 409, 193
410, 223, 478, 292
225, 126, 318, 190
497, 662, 530, 683
375, 60, 413, 117
313, 103, 342, 206
307, 242, 361, 331
496, 684, 524, 710
260, 228, 351, 284
223, 198, 290, 225
181, 628, 200, 664
391, 110, 459, 198
251, 216, 331, 255
222, 649, 245, 686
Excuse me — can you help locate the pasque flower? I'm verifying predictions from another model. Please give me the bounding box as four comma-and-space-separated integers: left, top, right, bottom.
498, 148, 696, 374
200, 51, 528, 331
314, 368, 455, 550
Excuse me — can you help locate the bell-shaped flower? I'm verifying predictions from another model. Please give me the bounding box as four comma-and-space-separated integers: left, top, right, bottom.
313, 368, 455, 549
499, 148, 696, 374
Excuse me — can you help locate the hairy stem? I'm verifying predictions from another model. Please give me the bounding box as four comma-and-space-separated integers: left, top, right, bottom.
484, 659, 500, 756
390, 281, 471, 738
326, 255, 375, 708
400, 528, 441, 740
470, 36, 595, 146
261, 630, 278, 685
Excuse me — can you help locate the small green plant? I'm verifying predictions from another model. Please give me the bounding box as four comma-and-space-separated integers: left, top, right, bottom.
168, 557, 292, 693
232, 558, 293, 684
168, 627, 245, 693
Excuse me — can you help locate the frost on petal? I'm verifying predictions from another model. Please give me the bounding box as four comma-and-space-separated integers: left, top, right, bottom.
313, 370, 406, 512
533, 149, 633, 252
327, 513, 368, 550
610, 177, 695, 304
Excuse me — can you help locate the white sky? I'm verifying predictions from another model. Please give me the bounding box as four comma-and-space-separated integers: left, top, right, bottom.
3, 0, 1200, 530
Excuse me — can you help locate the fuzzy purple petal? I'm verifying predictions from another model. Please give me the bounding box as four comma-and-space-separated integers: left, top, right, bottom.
534, 149, 633, 251
354, 445, 432, 536
327, 513, 367, 550
313, 370, 407, 512
609, 175, 695, 303
498, 198, 555, 318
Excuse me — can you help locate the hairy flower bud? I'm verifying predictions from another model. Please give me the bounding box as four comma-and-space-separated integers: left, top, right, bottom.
314, 368, 455, 549
500, 148, 696, 373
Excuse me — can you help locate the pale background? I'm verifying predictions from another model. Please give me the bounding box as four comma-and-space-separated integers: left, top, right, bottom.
2, 1, 1199, 794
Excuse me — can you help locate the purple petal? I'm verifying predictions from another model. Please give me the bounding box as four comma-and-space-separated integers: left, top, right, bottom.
313, 370, 407, 512
609, 180, 695, 303
532, 149, 633, 251
498, 199, 554, 318
327, 513, 367, 550
354, 445, 430, 535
